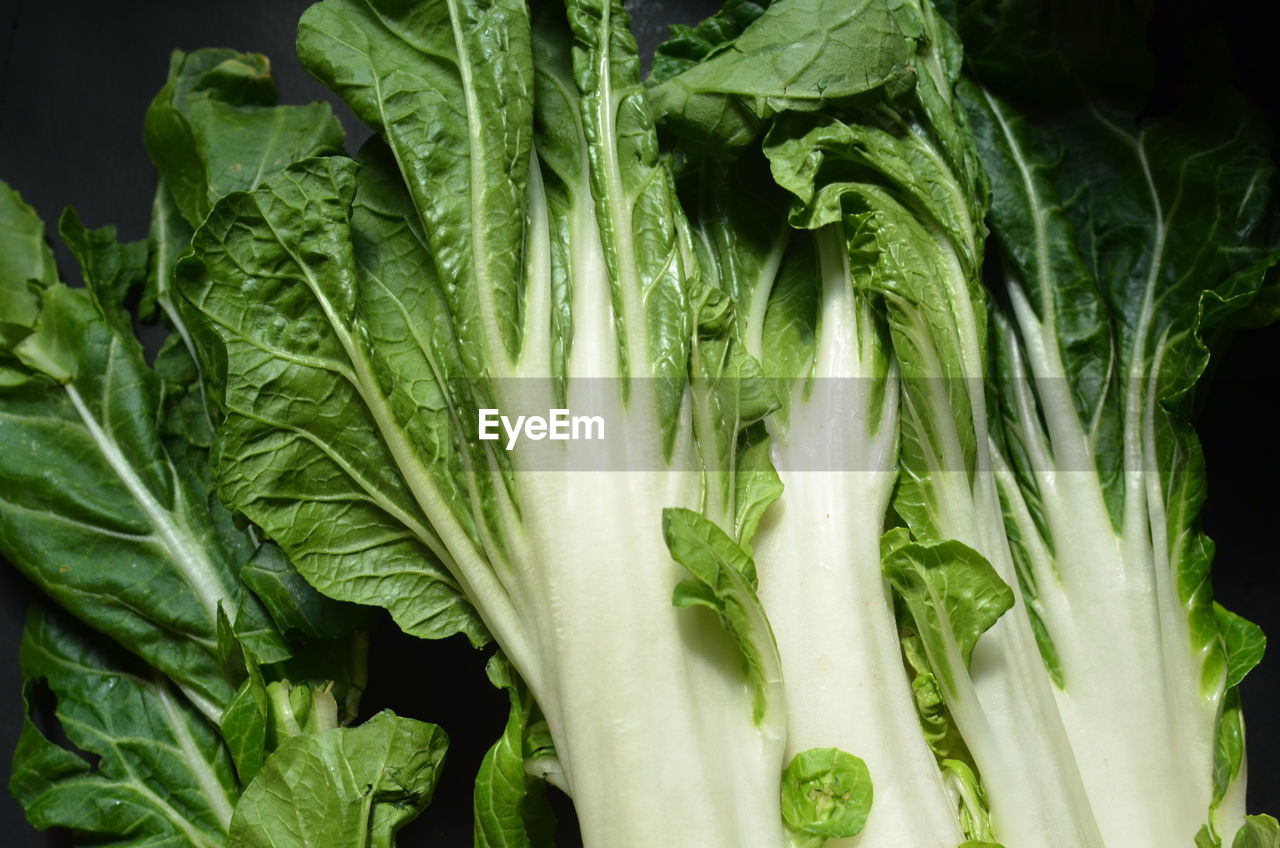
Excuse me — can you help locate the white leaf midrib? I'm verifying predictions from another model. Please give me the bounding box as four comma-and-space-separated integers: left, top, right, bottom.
63, 371, 234, 627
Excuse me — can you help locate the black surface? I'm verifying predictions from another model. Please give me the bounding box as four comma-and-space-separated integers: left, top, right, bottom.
0, 1, 1278, 847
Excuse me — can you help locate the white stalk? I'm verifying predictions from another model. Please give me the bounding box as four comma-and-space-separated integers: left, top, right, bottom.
1001, 285, 1214, 847
901, 221, 1103, 846
473, 162, 789, 848
981, 82, 1225, 843
753, 228, 962, 846
512, 461, 787, 848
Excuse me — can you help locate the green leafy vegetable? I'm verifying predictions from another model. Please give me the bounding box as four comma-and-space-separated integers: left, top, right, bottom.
178, 2, 795, 845
227, 710, 446, 848
4, 1, 1278, 846
0, 50, 421, 847
1, 178, 249, 723
964, 78, 1280, 845
11, 606, 237, 848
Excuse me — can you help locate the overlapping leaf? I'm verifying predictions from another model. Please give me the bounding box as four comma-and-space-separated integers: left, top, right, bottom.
11, 606, 238, 848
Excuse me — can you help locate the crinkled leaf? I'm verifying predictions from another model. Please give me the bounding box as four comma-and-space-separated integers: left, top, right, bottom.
297, 0, 532, 369
882, 532, 1014, 683
227, 710, 446, 848
179, 157, 486, 645
779, 746, 872, 846
142, 47, 344, 436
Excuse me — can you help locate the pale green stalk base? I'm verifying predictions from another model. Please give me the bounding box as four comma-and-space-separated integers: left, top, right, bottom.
755, 469, 964, 848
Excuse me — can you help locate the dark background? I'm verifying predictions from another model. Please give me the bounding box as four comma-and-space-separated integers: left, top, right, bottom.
0, 0, 1277, 846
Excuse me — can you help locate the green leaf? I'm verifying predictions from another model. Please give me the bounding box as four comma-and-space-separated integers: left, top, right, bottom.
154, 324, 217, 452
662, 507, 780, 724
691, 334, 781, 525
564, 0, 696, 448
779, 747, 873, 845
474, 654, 558, 848
754, 5, 991, 549
10, 606, 237, 848
0, 181, 362, 749
240, 540, 369, 641
882, 536, 1014, 685
142, 54, 340, 451
144, 48, 344, 229
179, 8, 791, 846
733, 433, 783, 550
220, 661, 270, 787
145, 179, 194, 322
674, 150, 793, 343
57, 207, 149, 339
676, 151, 790, 533
180, 156, 487, 645
648, 0, 916, 153
701, 337, 780, 432
755, 232, 819, 418
1215, 604, 1266, 692
963, 78, 1280, 841
1233, 816, 1280, 848
648, 0, 770, 85
9, 280, 97, 381
297, 0, 533, 370
0, 277, 246, 720
670, 149, 788, 538
0, 179, 56, 347
228, 710, 447, 848
1213, 689, 1246, 808
147, 178, 227, 443
345, 137, 495, 553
